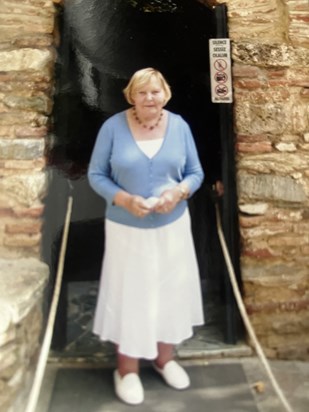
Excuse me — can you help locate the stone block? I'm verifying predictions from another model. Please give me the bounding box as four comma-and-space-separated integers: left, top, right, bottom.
239, 203, 269, 215
1, 95, 52, 115
235, 100, 308, 135
275, 142, 297, 152
243, 151, 308, 173
0, 172, 47, 207
2, 159, 45, 172
0, 139, 44, 160
232, 41, 309, 68
0, 49, 54, 72
241, 258, 308, 280
0, 258, 48, 326
0, 111, 48, 127
268, 233, 308, 247
238, 173, 307, 203
234, 87, 291, 104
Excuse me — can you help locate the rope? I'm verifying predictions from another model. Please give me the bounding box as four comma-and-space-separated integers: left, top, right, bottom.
25, 196, 73, 412
215, 202, 294, 412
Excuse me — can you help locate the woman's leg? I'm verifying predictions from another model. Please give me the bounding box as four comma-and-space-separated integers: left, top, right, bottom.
154, 342, 174, 368
114, 347, 144, 405
153, 342, 190, 390
117, 349, 139, 377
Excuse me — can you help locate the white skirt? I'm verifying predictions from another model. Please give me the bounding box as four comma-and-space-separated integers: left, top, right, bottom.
93, 208, 204, 359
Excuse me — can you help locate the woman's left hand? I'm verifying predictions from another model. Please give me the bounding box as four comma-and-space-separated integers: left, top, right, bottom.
154, 188, 182, 214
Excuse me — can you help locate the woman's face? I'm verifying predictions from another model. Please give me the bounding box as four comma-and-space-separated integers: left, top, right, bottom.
131, 76, 166, 116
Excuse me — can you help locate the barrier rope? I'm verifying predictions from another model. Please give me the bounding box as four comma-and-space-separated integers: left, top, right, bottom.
215, 202, 293, 412
25, 196, 73, 412
25, 194, 293, 412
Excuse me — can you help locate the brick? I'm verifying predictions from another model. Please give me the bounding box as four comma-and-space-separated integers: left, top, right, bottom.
239, 215, 267, 227
246, 299, 309, 315
232, 63, 262, 78
236, 141, 272, 153
15, 126, 47, 138
243, 248, 276, 259
234, 79, 266, 89
0, 208, 14, 217
5, 222, 42, 235
266, 69, 287, 78
3, 159, 45, 170
3, 233, 41, 247
237, 134, 270, 142
12, 206, 44, 218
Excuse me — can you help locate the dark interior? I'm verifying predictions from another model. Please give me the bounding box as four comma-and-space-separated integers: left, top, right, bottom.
42, 0, 241, 352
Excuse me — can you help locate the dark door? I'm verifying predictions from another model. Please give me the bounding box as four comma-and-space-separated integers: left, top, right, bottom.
44, 0, 242, 351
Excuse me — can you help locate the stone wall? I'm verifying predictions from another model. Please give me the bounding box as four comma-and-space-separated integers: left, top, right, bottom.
216, 0, 309, 359
0, 0, 56, 259
0, 259, 48, 412
0, 1, 57, 411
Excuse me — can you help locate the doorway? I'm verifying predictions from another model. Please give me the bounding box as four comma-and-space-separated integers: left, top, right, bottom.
43, 0, 243, 356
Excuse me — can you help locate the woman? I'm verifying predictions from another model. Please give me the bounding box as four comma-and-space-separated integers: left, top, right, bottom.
88, 68, 204, 405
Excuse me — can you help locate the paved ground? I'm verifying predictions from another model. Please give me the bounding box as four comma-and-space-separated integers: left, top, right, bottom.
36, 357, 309, 412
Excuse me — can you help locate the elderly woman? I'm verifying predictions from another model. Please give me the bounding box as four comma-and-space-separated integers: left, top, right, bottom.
88, 68, 204, 405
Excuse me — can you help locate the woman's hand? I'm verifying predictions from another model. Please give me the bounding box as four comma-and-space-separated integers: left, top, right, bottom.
113, 191, 152, 218
127, 195, 153, 218
154, 188, 183, 214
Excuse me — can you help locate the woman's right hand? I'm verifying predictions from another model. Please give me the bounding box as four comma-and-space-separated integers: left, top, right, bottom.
126, 195, 153, 218
113, 191, 152, 218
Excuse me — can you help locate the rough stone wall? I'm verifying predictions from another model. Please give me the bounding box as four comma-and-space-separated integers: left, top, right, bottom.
217, 0, 309, 359
0, 1, 56, 411
0, 0, 56, 259
0, 259, 48, 412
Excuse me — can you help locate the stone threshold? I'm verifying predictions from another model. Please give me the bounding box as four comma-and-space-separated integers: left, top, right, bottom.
47, 342, 253, 367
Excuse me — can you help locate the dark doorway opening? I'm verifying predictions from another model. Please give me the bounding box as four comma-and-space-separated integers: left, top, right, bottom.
43, 0, 243, 357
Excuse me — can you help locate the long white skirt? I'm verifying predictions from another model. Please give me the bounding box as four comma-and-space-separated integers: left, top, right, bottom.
93, 208, 204, 359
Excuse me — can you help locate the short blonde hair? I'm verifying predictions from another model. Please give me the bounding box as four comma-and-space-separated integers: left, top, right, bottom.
123, 68, 172, 105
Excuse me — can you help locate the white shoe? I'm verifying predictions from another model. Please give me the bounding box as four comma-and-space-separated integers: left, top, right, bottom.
114, 370, 144, 405
153, 360, 190, 390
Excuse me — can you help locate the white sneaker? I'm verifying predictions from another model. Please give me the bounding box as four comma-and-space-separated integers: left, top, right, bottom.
153, 360, 190, 390
114, 370, 144, 405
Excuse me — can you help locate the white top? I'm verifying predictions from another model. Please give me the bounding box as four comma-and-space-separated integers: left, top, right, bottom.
135, 138, 164, 158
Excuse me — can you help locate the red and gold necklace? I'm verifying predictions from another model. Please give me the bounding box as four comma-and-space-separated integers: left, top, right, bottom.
132, 107, 163, 130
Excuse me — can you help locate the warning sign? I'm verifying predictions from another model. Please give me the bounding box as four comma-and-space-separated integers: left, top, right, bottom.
209, 38, 233, 103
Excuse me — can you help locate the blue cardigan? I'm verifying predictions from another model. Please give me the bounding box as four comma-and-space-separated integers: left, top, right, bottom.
88, 110, 204, 228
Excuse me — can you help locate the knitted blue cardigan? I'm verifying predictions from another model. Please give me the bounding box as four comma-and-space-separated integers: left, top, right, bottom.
88, 110, 204, 229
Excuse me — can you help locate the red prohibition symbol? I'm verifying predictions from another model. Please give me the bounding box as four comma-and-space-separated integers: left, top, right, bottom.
214, 72, 228, 83
214, 59, 227, 71
215, 84, 228, 96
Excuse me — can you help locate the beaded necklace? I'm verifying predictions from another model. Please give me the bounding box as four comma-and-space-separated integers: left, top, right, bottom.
132, 107, 163, 130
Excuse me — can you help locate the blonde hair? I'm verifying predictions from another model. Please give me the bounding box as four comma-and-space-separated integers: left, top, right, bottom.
123, 68, 172, 105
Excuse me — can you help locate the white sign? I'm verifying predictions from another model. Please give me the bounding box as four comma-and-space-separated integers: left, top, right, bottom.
209, 38, 233, 103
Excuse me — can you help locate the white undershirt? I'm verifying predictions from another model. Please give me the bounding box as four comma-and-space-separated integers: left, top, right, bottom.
136, 138, 164, 159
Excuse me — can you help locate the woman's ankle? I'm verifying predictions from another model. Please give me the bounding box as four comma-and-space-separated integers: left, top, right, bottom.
117, 351, 139, 377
